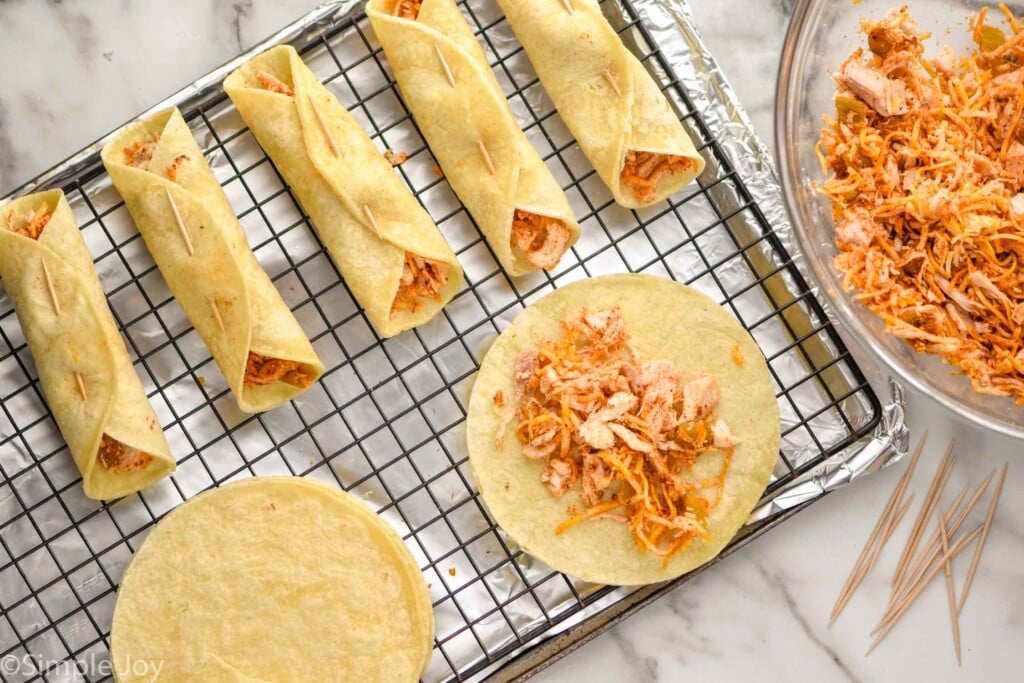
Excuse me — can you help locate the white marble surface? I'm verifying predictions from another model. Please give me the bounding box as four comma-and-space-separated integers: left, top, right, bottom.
0, 1, 1020, 682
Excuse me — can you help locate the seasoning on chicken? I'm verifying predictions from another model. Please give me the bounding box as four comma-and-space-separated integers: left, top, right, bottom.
389, 0, 423, 19
97, 434, 154, 472
6, 203, 52, 240
510, 210, 572, 270
123, 140, 157, 170
501, 306, 736, 563
257, 70, 294, 97
383, 149, 408, 166
165, 154, 189, 182
244, 352, 313, 388
621, 151, 700, 204
818, 4, 1024, 403
391, 252, 450, 316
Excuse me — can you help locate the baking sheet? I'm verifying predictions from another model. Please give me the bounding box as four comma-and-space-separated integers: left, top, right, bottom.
0, 1, 904, 681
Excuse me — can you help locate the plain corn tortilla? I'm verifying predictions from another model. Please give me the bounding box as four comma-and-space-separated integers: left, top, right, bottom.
110, 477, 434, 682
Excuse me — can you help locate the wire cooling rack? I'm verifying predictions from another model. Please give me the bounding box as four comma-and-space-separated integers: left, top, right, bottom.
0, 1, 888, 681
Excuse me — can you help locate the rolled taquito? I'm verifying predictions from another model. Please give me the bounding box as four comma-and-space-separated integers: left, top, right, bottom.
223, 45, 463, 338
0, 190, 175, 499
367, 0, 580, 276
495, 0, 706, 209
101, 108, 324, 414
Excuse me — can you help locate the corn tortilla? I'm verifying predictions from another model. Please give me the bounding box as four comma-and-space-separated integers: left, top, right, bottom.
466, 274, 779, 585
110, 477, 434, 682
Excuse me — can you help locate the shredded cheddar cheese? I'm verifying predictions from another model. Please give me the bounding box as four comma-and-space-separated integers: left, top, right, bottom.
503, 307, 736, 564
820, 5, 1024, 403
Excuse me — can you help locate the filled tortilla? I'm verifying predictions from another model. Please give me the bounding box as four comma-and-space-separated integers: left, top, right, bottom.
101, 108, 324, 413
223, 45, 463, 338
110, 477, 434, 682
466, 274, 779, 585
367, 0, 581, 276
496, 0, 706, 209
0, 190, 175, 500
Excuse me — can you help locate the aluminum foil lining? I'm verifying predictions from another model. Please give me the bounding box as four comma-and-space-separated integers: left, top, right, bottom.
0, 1, 907, 681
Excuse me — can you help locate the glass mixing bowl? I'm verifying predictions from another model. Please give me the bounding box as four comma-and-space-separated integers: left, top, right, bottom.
776, 0, 1024, 438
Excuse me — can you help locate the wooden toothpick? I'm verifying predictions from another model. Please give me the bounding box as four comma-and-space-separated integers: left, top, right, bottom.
163, 186, 195, 257
876, 486, 973, 631
208, 295, 226, 333
560, 0, 575, 14
890, 472, 992, 609
603, 70, 622, 97
865, 524, 983, 656
937, 508, 962, 666
308, 95, 341, 157
39, 257, 88, 403
362, 205, 383, 239
892, 442, 955, 588
957, 464, 1007, 615
74, 371, 88, 402
829, 435, 926, 625
40, 258, 62, 316
477, 139, 496, 176
434, 43, 457, 88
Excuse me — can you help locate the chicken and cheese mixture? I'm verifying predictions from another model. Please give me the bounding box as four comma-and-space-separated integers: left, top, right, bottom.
621, 151, 700, 205
390, 0, 422, 19
98, 435, 154, 472
244, 353, 313, 389
6, 202, 53, 240
500, 307, 738, 562
820, 5, 1024, 402
510, 210, 573, 270
391, 253, 450, 316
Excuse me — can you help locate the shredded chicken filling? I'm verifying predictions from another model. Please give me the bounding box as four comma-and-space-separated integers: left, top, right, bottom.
257, 70, 295, 97
244, 352, 313, 388
97, 434, 154, 473
389, 0, 422, 19
510, 210, 572, 270
501, 307, 736, 563
5, 203, 52, 240
818, 5, 1024, 403
123, 140, 157, 170
391, 252, 449, 316
621, 151, 698, 204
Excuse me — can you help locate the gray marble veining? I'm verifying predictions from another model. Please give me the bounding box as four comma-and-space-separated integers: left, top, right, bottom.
0, 1, 1020, 681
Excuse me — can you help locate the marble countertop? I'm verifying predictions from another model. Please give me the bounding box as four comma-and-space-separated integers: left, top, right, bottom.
0, 1, 1020, 681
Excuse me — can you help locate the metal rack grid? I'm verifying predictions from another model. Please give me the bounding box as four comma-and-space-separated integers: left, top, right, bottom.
0, 1, 881, 681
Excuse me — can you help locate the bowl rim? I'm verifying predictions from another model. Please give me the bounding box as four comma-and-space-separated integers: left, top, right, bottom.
774, 0, 1024, 439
